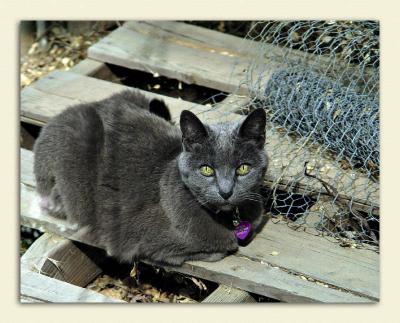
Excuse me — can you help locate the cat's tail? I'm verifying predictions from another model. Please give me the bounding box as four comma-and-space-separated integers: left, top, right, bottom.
115, 90, 171, 121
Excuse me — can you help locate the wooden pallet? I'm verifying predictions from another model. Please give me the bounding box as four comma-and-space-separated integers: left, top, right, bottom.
20, 21, 379, 303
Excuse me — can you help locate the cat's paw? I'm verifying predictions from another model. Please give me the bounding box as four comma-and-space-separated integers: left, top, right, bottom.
198, 252, 227, 262
227, 232, 239, 251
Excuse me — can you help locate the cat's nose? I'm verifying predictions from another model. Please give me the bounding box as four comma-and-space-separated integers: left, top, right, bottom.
219, 189, 233, 200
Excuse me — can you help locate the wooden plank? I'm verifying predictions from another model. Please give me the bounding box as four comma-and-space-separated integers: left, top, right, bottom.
125, 21, 374, 82
202, 285, 256, 303
20, 148, 377, 303
21, 232, 102, 287
20, 295, 45, 303
20, 270, 124, 303
20, 71, 378, 213
21, 86, 83, 124
88, 22, 257, 94
69, 58, 111, 77
237, 222, 379, 299
123, 21, 259, 58
88, 21, 373, 95
21, 148, 36, 187
21, 70, 210, 124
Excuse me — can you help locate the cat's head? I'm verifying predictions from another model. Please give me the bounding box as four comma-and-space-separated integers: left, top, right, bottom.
178, 109, 268, 211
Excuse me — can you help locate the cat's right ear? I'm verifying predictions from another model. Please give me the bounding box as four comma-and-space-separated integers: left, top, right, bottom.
238, 108, 266, 148
180, 110, 208, 150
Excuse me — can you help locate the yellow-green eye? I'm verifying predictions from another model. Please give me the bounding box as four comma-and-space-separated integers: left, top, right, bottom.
200, 165, 215, 177
236, 164, 250, 176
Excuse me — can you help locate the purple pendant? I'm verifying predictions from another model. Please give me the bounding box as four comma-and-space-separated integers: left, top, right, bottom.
234, 221, 252, 240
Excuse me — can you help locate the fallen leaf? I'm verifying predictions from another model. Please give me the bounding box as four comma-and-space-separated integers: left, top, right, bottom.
130, 263, 137, 279
190, 277, 207, 291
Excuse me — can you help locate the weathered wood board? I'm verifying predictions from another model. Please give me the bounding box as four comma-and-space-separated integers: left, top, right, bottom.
21, 232, 102, 287
202, 285, 256, 303
20, 148, 378, 302
69, 58, 111, 77
21, 70, 210, 125
88, 21, 373, 95
20, 70, 378, 213
88, 22, 254, 94
20, 269, 124, 303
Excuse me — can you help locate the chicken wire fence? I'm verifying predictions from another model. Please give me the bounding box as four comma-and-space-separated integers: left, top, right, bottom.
204, 21, 380, 250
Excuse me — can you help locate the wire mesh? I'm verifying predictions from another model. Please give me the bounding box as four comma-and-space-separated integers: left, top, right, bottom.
241, 21, 380, 250
204, 21, 380, 250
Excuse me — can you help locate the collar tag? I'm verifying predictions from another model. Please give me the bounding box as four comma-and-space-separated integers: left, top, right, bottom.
234, 221, 252, 240
233, 207, 240, 227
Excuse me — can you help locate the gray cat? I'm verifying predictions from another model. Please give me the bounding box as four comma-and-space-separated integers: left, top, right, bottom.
33, 90, 268, 266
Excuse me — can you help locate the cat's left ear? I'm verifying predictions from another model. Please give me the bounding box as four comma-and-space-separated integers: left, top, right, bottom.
180, 110, 208, 151
238, 108, 266, 148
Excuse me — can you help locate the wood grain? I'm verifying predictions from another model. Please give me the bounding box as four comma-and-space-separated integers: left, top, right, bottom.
88, 22, 255, 94
69, 58, 111, 77
20, 270, 124, 303
89, 21, 374, 95
21, 232, 102, 287
202, 285, 256, 303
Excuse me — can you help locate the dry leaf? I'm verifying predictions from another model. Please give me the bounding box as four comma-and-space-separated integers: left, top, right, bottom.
100, 288, 125, 300
130, 263, 137, 279
333, 109, 342, 120
190, 277, 207, 291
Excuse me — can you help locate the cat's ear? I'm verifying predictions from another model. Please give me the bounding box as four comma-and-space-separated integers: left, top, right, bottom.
238, 108, 266, 148
180, 110, 208, 150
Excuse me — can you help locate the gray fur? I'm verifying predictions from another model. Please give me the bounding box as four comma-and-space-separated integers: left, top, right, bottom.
33, 90, 268, 266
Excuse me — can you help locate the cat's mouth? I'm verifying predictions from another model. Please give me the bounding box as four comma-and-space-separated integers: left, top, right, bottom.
219, 204, 234, 212
204, 201, 235, 214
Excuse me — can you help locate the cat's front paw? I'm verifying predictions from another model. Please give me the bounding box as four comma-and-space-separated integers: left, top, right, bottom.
227, 232, 239, 251
198, 252, 227, 262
